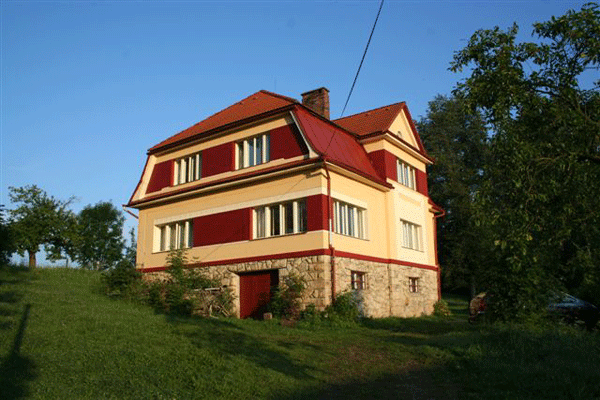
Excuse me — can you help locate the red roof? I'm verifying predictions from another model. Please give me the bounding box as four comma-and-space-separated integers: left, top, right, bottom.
334, 102, 405, 137
149, 90, 298, 153
293, 107, 388, 186
334, 101, 430, 157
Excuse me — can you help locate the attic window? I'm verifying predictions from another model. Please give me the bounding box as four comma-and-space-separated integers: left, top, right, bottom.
237, 133, 270, 169
174, 152, 202, 185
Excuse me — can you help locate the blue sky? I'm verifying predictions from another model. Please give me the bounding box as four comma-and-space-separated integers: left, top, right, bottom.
1, 0, 592, 262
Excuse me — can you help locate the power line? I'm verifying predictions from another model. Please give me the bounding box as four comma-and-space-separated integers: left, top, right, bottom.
340, 0, 385, 118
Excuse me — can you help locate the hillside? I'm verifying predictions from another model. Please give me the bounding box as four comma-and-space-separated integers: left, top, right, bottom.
1, 267, 599, 399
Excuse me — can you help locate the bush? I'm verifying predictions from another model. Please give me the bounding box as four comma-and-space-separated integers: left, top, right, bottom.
270, 274, 306, 319
325, 290, 362, 321
102, 259, 141, 297
146, 249, 230, 316
433, 299, 452, 317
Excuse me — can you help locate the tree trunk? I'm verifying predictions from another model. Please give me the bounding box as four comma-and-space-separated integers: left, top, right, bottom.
28, 250, 36, 268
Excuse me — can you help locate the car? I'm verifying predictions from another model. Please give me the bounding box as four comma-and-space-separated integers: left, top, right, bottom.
547, 293, 599, 330
468, 292, 599, 330
468, 292, 487, 324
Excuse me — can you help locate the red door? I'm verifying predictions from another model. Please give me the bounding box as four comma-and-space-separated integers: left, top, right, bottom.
239, 270, 279, 319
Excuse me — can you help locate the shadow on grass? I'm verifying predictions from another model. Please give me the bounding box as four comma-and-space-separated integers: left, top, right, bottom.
0, 304, 38, 400
172, 317, 317, 380
361, 315, 476, 336
274, 363, 459, 400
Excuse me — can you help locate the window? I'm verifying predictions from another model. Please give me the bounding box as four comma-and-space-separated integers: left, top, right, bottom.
254, 199, 307, 239
408, 277, 419, 293
237, 133, 270, 169
174, 152, 201, 185
157, 220, 193, 252
351, 271, 366, 290
333, 200, 365, 239
397, 160, 416, 189
401, 220, 422, 251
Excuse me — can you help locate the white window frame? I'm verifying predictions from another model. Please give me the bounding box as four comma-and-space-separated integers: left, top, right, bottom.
397, 159, 416, 190
408, 277, 419, 293
253, 199, 306, 239
156, 220, 193, 252
237, 133, 270, 169
174, 152, 202, 185
333, 200, 365, 239
401, 220, 422, 251
351, 271, 366, 290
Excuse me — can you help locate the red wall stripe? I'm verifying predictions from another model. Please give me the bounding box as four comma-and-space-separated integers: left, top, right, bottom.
306, 194, 328, 231
270, 124, 308, 160
368, 149, 397, 182
415, 169, 428, 196
146, 160, 173, 193
202, 142, 235, 178
139, 248, 438, 273
193, 208, 251, 246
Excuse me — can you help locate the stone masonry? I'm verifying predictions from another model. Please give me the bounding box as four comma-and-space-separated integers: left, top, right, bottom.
144, 255, 438, 318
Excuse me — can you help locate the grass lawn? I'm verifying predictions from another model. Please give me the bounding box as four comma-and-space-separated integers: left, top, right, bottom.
1, 267, 599, 400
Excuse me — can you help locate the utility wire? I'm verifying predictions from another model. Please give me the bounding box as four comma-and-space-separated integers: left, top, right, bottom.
340, 0, 385, 118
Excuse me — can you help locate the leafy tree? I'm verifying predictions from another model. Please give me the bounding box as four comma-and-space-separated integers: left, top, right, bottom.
45, 210, 78, 267
450, 3, 600, 320
123, 227, 137, 266
417, 95, 490, 295
74, 201, 125, 270
8, 185, 76, 268
0, 205, 15, 265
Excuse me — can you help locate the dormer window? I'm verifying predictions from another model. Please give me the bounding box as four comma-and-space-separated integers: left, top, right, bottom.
397, 160, 416, 190
174, 152, 201, 185
237, 133, 270, 169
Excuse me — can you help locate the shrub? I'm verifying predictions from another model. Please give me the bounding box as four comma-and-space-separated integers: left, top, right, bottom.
102, 259, 141, 297
270, 274, 306, 319
433, 299, 452, 317
145, 249, 231, 316
326, 290, 362, 321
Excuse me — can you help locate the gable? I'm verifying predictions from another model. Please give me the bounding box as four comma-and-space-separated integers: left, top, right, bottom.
387, 109, 419, 148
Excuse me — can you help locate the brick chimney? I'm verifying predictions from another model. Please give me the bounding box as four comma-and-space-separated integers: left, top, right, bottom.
301, 87, 330, 119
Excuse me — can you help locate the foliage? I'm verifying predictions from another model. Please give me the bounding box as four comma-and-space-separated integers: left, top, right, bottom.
146, 249, 227, 316
102, 258, 141, 297
450, 3, 600, 320
433, 299, 452, 317
417, 95, 490, 294
0, 205, 15, 265
8, 185, 76, 268
325, 290, 362, 321
269, 273, 306, 319
123, 227, 137, 266
74, 201, 126, 270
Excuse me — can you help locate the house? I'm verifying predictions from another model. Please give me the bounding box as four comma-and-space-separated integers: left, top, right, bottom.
127, 88, 443, 318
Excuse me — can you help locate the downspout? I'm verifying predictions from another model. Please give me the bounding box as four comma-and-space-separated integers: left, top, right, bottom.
323, 158, 336, 304
432, 206, 446, 301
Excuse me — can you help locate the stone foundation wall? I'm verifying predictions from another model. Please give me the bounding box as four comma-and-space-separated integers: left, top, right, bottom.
143, 255, 438, 318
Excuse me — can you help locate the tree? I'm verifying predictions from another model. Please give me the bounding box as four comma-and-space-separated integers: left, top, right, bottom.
416, 95, 490, 295
0, 205, 15, 265
74, 201, 125, 270
8, 185, 76, 268
450, 3, 600, 320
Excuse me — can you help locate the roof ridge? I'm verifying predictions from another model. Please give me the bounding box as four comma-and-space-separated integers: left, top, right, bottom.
333, 101, 405, 122
170, 91, 267, 137
259, 89, 299, 104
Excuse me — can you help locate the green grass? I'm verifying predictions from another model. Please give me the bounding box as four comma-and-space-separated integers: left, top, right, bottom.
1, 267, 599, 399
